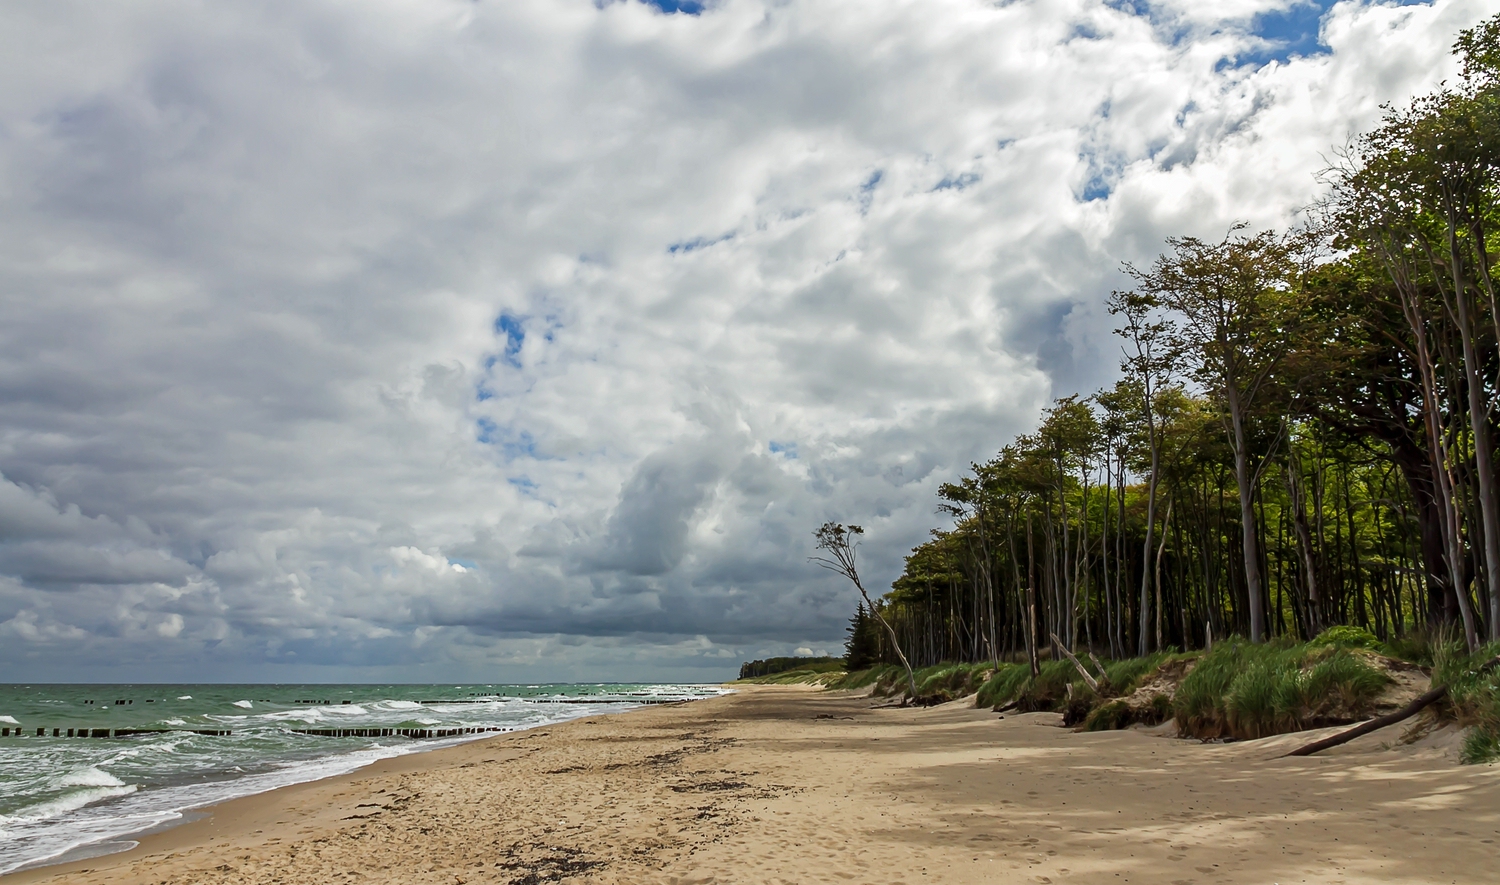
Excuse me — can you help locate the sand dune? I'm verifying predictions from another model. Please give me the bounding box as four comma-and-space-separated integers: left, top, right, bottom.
9, 684, 1498, 885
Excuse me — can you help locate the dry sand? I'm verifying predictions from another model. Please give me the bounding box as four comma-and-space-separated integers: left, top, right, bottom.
8, 684, 1500, 885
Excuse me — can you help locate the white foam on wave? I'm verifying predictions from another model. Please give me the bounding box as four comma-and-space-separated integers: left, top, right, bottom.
232, 700, 253, 709
260, 709, 324, 723
176, 696, 191, 700
379, 700, 423, 710
55, 768, 126, 790
4, 783, 138, 826
0, 715, 18, 725
325, 705, 367, 716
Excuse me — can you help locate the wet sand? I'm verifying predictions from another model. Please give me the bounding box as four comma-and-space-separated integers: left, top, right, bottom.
8, 684, 1498, 885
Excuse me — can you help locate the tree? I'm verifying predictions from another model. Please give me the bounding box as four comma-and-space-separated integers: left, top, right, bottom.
1108, 289, 1176, 652
1134, 227, 1309, 642
813, 522, 918, 697
843, 602, 884, 671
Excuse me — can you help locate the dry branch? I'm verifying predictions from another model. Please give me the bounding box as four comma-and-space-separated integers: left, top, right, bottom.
1050, 633, 1100, 693
1284, 655, 1500, 758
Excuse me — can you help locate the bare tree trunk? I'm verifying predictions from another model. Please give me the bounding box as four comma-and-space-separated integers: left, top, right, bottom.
1441, 218, 1500, 643
1155, 499, 1173, 652
1227, 386, 1267, 642
1101, 450, 1116, 658
1026, 512, 1040, 677
1141, 410, 1161, 654
1287, 460, 1322, 636
1398, 280, 1481, 651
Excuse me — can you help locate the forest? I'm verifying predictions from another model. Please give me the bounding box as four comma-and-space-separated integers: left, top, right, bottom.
836, 16, 1500, 682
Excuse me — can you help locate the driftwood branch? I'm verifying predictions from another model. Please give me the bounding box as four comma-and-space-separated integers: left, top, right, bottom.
1087, 651, 1109, 681
1050, 633, 1100, 693
1284, 655, 1500, 758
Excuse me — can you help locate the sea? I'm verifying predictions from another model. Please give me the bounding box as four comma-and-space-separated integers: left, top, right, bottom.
0, 682, 727, 874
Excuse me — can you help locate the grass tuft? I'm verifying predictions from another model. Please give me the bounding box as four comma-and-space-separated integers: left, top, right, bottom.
975, 664, 1031, 708
1176, 639, 1389, 740
1309, 625, 1382, 651
829, 664, 900, 691
1439, 640, 1500, 765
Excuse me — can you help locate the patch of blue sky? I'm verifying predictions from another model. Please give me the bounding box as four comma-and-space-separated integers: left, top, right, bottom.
476, 419, 547, 462
501, 430, 540, 461
1069, 21, 1103, 41
1235, 1, 1428, 69
494, 313, 525, 367
448, 558, 478, 570
769, 441, 798, 459
1102, 0, 1190, 46
1080, 175, 1114, 202
1076, 144, 1122, 203
641, 0, 705, 14
1235, 1, 1336, 67
667, 231, 734, 254
857, 169, 883, 214
507, 476, 538, 494
932, 171, 981, 192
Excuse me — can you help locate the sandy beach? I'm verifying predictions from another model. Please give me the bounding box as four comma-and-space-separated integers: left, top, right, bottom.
8, 684, 1499, 885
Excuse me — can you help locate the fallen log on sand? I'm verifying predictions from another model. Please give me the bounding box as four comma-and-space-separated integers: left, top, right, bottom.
1285, 655, 1500, 758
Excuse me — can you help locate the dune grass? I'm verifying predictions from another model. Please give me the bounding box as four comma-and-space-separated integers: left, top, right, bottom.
828, 664, 900, 691
1174, 638, 1390, 740
838, 638, 1408, 745
733, 667, 846, 685
1434, 639, 1500, 765
975, 664, 1032, 708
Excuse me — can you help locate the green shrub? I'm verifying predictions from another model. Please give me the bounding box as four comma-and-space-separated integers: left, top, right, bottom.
1381, 630, 1436, 665
1103, 652, 1173, 696
1017, 660, 1078, 712
738, 656, 843, 679
1303, 649, 1391, 712
1060, 689, 1098, 727
830, 664, 900, 691
1177, 640, 1389, 739
1174, 639, 1252, 738
1441, 641, 1500, 765
736, 667, 847, 685
1083, 700, 1132, 731
1310, 625, 1382, 650
975, 664, 1031, 708
1461, 727, 1500, 765
1224, 654, 1295, 738
1081, 692, 1174, 731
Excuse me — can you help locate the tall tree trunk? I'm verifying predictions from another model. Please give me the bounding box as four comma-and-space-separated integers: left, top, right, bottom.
1155, 499, 1173, 651
1400, 281, 1481, 650
1140, 405, 1161, 654
1287, 460, 1322, 636
1442, 217, 1500, 642
1026, 511, 1039, 677
1227, 386, 1267, 642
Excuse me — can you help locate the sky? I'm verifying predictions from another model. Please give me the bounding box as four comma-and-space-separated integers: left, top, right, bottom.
0, 0, 1494, 684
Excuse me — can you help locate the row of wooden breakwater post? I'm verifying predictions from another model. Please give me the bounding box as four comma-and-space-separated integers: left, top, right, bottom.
2, 727, 233, 737
0, 725, 505, 739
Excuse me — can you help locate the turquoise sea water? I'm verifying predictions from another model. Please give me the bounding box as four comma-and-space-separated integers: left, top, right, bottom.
0, 682, 724, 873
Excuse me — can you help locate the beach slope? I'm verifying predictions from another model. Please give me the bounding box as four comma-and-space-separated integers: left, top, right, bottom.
9, 684, 1498, 884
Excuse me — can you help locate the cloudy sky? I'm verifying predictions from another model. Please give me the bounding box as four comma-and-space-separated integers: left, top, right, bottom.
0, 0, 1492, 683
